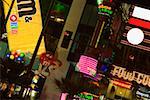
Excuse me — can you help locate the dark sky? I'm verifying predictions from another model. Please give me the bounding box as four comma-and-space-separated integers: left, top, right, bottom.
122, 0, 150, 9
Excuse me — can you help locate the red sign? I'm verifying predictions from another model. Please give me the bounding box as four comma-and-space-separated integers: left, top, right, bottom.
40, 52, 56, 66
10, 15, 17, 22
129, 17, 150, 30
112, 80, 131, 89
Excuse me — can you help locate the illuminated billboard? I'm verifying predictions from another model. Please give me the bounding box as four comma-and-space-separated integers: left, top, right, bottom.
77, 55, 98, 77
111, 80, 131, 89
132, 6, 150, 22
120, 6, 150, 52
3, 0, 45, 55
111, 65, 150, 87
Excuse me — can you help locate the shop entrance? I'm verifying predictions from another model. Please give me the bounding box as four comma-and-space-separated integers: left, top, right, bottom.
44, 20, 63, 52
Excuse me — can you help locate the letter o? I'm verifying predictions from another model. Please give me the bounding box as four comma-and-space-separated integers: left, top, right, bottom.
123, 71, 129, 80
118, 69, 124, 78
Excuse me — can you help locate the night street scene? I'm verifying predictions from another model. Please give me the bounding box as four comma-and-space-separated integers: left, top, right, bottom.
0, 0, 150, 100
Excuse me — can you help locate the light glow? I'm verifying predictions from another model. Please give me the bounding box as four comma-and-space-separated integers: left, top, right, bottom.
112, 80, 131, 89
31, 90, 36, 97
97, 0, 103, 5
60, 93, 68, 100
77, 55, 98, 76
32, 75, 39, 83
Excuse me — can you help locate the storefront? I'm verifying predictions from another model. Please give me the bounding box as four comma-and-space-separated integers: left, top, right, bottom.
106, 79, 132, 100
106, 65, 150, 100
62, 55, 110, 100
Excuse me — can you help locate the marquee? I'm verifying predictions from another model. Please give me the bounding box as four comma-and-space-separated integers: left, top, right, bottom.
111, 65, 150, 87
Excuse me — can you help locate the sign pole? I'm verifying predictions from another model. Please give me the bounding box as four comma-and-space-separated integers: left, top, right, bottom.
27, 0, 55, 72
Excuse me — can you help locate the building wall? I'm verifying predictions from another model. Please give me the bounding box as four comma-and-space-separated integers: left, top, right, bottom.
67, 4, 98, 62
40, 0, 86, 99
56, 0, 87, 76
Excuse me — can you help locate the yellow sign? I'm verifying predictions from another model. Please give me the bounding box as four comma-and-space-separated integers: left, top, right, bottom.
3, 0, 45, 55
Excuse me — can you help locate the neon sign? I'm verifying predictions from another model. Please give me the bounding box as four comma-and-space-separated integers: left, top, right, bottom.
74, 93, 93, 100
77, 55, 98, 76
111, 65, 150, 87
61, 93, 95, 100
74, 92, 98, 100
129, 17, 150, 30
98, 4, 113, 16
97, 0, 103, 5
112, 80, 131, 89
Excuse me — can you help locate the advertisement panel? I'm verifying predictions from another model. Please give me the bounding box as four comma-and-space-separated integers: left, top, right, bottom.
3, 0, 45, 55
76, 55, 98, 77
120, 5, 150, 52
111, 65, 150, 87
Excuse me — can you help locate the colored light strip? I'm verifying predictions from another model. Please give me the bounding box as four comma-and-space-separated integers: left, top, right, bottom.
110, 0, 113, 2
112, 80, 131, 89
132, 6, 150, 21
120, 40, 150, 52
128, 18, 150, 30
98, 4, 111, 10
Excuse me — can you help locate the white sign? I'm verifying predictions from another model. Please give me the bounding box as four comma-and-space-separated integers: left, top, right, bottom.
111, 65, 150, 87
132, 6, 150, 21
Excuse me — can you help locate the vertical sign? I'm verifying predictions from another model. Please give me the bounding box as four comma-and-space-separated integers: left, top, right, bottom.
3, 0, 45, 55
